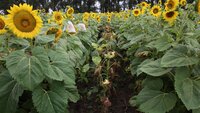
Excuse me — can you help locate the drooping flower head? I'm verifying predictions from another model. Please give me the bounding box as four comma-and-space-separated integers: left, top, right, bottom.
7, 3, 43, 38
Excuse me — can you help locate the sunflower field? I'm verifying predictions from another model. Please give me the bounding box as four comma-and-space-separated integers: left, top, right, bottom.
1, 0, 200, 113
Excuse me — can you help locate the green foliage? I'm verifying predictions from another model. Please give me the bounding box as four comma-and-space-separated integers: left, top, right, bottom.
0, 71, 24, 113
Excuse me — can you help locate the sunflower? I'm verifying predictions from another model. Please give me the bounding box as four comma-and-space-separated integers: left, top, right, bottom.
198, 0, 200, 14
66, 7, 74, 18
0, 16, 7, 34
133, 9, 141, 17
54, 29, 62, 43
90, 13, 96, 19
83, 17, 89, 23
163, 10, 178, 24
150, 5, 162, 17
107, 17, 111, 23
140, 1, 148, 8
7, 3, 42, 38
83, 12, 90, 18
179, 0, 187, 6
96, 15, 101, 23
165, 0, 179, 11
53, 11, 63, 24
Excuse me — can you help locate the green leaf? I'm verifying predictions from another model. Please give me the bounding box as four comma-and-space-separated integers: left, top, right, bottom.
134, 88, 177, 113
175, 67, 200, 110
0, 71, 24, 113
46, 50, 75, 85
142, 77, 163, 90
33, 82, 68, 113
6, 47, 48, 90
193, 108, 200, 113
146, 36, 172, 52
82, 64, 90, 73
161, 45, 199, 67
92, 56, 101, 65
137, 59, 153, 76
35, 34, 55, 44
65, 85, 80, 103
10, 38, 30, 46
140, 59, 172, 76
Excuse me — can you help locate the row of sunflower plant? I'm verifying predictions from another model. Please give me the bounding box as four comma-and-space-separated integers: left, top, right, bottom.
0, 3, 100, 113
1, 0, 200, 113
115, 0, 200, 113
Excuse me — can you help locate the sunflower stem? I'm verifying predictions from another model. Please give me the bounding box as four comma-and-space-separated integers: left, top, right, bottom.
30, 38, 34, 48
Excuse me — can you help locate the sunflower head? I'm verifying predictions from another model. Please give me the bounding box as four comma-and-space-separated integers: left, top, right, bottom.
96, 16, 101, 23
133, 9, 141, 17
179, 0, 187, 6
163, 10, 179, 24
90, 13, 96, 19
165, 0, 179, 11
53, 11, 63, 24
83, 17, 89, 24
54, 29, 62, 43
107, 17, 111, 23
67, 7, 74, 17
140, 1, 148, 8
7, 3, 42, 38
150, 5, 162, 17
0, 16, 7, 34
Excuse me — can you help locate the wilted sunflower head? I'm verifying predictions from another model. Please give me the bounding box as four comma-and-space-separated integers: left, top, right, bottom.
7, 3, 42, 38
133, 9, 141, 17
150, 5, 162, 17
179, 0, 187, 6
53, 11, 63, 24
67, 7, 74, 17
165, 0, 179, 11
0, 16, 7, 34
163, 10, 179, 24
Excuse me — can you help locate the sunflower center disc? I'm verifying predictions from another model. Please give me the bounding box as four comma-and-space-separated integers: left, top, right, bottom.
56, 15, 61, 21
68, 9, 73, 15
14, 10, 36, 32
153, 9, 159, 14
21, 19, 30, 27
0, 18, 5, 30
167, 2, 174, 9
135, 11, 139, 14
166, 11, 174, 18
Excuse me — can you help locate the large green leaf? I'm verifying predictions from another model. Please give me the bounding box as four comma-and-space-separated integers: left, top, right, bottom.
32, 82, 69, 113
133, 88, 177, 113
175, 67, 200, 110
142, 77, 163, 90
161, 45, 199, 67
140, 59, 172, 76
193, 108, 200, 113
6, 47, 48, 90
65, 85, 80, 103
0, 71, 24, 113
46, 50, 75, 85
